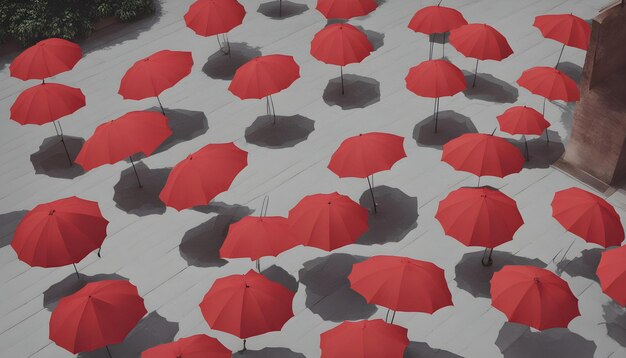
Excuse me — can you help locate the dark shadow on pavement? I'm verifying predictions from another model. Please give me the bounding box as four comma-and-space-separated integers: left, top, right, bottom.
299, 253, 376, 322
257, 0, 309, 19
404, 342, 462, 358
357, 186, 418, 245
112, 162, 171, 216
556, 248, 602, 283
519, 130, 565, 169
262, 264, 299, 292
323, 74, 380, 110
233, 347, 306, 358
454, 251, 547, 298
353, 25, 385, 51
557, 61, 583, 84
603, 301, 626, 347
43, 273, 128, 311
413, 111, 476, 149
30, 135, 85, 179
463, 72, 518, 104
0, 210, 28, 248
202, 43, 262, 80
245, 114, 314, 148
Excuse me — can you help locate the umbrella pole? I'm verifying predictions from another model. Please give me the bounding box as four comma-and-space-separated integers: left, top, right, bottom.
442, 32, 445, 58
477, 176, 481, 187
481, 248, 493, 266
55, 121, 73, 166
256, 258, 261, 272
390, 310, 396, 324
385, 308, 390, 322
106, 345, 112, 358
340, 66, 344, 95
545, 129, 550, 144
156, 95, 165, 115
366, 175, 377, 213
97, 247, 102, 258
429, 35, 434, 60
72, 263, 80, 279
129, 156, 143, 188
269, 95, 276, 124
472, 59, 479, 88
555, 43, 565, 69
225, 33, 231, 56
243, 339, 247, 351
433, 98, 439, 133
524, 137, 529, 161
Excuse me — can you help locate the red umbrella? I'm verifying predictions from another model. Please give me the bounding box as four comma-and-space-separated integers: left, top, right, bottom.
220, 215, 298, 270
320, 319, 409, 358
491, 265, 580, 330
408, 5, 468, 59
142, 334, 231, 358
552, 187, 624, 248
449, 23, 513, 87
75, 111, 172, 187
348, 256, 452, 323
199, 270, 294, 350
316, 0, 377, 20
533, 14, 591, 67
50, 280, 147, 354
10, 38, 82, 81
436, 187, 524, 265
328, 133, 406, 212
11, 196, 109, 277
597, 245, 626, 306
310, 23, 373, 94
118, 50, 194, 114
229, 54, 300, 122
405, 59, 466, 132
516, 66, 579, 116
496, 106, 551, 159
159, 142, 248, 211
288, 192, 369, 251
184, 0, 246, 54
441, 133, 525, 185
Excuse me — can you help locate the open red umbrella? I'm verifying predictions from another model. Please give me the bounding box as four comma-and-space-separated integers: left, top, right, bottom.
159, 142, 248, 211
75, 111, 172, 187
220, 215, 298, 271
142, 334, 231, 358
199, 270, 294, 350
408, 5, 468, 59
491, 265, 580, 330
310, 23, 373, 94
405, 59, 466, 132
50, 280, 147, 355
328, 133, 406, 212
316, 0, 377, 19
10, 38, 82, 81
184, 0, 246, 54
441, 133, 525, 185
533, 14, 591, 67
449, 23, 513, 87
119, 50, 193, 114
517, 66, 579, 116
497, 106, 551, 159
320, 320, 409, 358
288, 192, 369, 251
436, 187, 524, 265
348, 256, 452, 323
597, 245, 626, 306
11, 196, 108, 277
552, 187, 624, 248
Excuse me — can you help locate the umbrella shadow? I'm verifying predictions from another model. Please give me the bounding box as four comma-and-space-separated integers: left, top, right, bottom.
233, 347, 306, 357
179, 204, 253, 268
0, 210, 28, 248
322, 74, 380, 110
79, 311, 179, 358
602, 301, 626, 347
257, 0, 309, 19
30, 135, 85, 179
557, 61, 583, 84
555, 248, 602, 283
454, 251, 547, 298
518, 130, 565, 169
245, 114, 315, 148
43, 273, 129, 311
299, 253, 377, 322
357, 186, 418, 245
404, 342, 462, 358
413, 111, 476, 149
353, 25, 385, 51
495, 322, 596, 358
112, 162, 171, 216
202, 42, 263, 80
262, 264, 299, 292
557, 101, 576, 138
463, 72, 518, 104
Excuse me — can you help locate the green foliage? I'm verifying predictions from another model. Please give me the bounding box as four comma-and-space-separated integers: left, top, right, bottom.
0, 0, 155, 46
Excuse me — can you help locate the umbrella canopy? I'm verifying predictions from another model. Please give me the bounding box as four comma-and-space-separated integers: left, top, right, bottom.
310, 23, 373, 66
597, 245, 626, 306
348, 255, 453, 313
405, 59, 466, 98
184, 0, 246, 37
288, 192, 369, 251
449, 23, 513, 61
551, 187, 624, 248
220, 216, 298, 261
435, 187, 524, 249
10, 38, 82, 81
11, 196, 109, 268
328, 132, 406, 178
199, 270, 294, 339
75, 111, 172, 171
496, 106, 550, 136
316, 0, 377, 20
50, 280, 147, 354
10, 83, 85, 125
159, 142, 248, 211
119, 50, 194, 101
491, 265, 580, 330
142, 334, 231, 358
517, 66, 579, 102
228, 54, 300, 99
441, 133, 525, 179
320, 320, 409, 358
533, 14, 591, 51
408, 5, 467, 34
